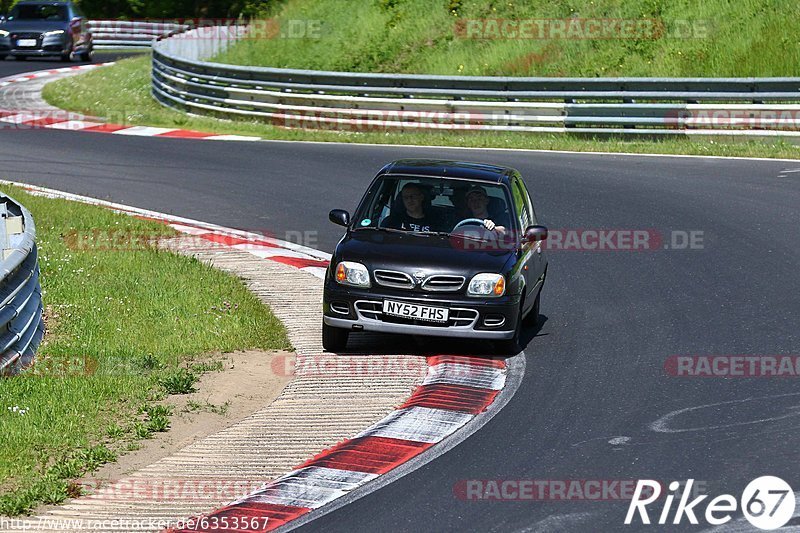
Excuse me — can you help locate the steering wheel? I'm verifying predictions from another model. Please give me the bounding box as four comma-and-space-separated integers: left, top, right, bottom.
452, 218, 485, 231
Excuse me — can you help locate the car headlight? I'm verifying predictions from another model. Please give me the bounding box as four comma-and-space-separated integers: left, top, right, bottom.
467, 273, 505, 297
43, 30, 65, 36
335, 261, 371, 288
0, 30, 9, 37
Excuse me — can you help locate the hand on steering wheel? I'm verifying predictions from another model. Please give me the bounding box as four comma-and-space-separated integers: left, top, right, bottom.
452, 218, 486, 231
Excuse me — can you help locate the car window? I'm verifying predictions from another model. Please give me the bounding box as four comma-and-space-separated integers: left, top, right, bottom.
8, 4, 69, 21
512, 178, 532, 230
516, 176, 538, 225
353, 176, 512, 234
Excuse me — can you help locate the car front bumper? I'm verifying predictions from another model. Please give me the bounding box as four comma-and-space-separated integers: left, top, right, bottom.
323, 281, 522, 340
0, 34, 72, 56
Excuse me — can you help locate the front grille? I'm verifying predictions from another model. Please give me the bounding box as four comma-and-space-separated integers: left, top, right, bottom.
12, 33, 41, 48
374, 269, 414, 289
421, 275, 465, 292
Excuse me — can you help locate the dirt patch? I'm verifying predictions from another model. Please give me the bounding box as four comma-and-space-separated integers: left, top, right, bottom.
84, 349, 292, 485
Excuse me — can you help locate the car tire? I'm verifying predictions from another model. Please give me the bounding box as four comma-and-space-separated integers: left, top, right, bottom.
79, 47, 92, 62
497, 303, 524, 355
14, 56, 26, 61
0, 55, 6, 60
322, 322, 349, 352
522, 290, 541, 328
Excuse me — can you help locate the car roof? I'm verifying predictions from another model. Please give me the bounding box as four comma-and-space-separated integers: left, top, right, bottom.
378, 159, 517, 184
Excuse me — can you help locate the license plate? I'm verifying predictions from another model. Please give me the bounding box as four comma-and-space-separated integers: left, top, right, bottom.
383, 300, 449, 323
17, 39, 37, 47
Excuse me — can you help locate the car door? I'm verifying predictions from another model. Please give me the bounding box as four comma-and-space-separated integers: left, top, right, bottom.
516, 175, 546, 293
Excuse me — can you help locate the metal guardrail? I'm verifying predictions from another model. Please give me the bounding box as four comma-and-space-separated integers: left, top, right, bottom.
0, 193, 44, 376
151, 27, 800, 136
89, 20, 188, 49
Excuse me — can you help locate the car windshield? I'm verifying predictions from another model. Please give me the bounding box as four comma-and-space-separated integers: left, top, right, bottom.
353, 175, 514, 235
8, 4, 68, 21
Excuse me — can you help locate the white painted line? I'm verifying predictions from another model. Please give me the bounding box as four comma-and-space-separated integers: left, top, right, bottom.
271, 466, 377, 492
0, 113, 38, 124
423, 362, 507, 391
230, 243, 309, 259
243, 480, 347, 509
254, 138, 800, 163
204, 134, 263, 141
166, 223, 210, 235
0, 180, 331, 261
355, 406, 473, 443
111, 126, 179, 136
300, 266, 327, 279
46, 120, 103, 130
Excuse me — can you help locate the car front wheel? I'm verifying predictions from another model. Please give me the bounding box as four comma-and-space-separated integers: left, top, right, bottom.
322, 322, 349, 352
523, 290, 541, 328
497, 304, 524, 355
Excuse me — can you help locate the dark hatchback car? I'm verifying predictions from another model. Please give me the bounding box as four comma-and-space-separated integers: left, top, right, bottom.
0, 1, 92, 61
323, 159, 549, 354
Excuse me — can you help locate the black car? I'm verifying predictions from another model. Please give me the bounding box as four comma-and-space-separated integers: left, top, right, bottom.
323, 159, 548, 355
0, 1, 92, 61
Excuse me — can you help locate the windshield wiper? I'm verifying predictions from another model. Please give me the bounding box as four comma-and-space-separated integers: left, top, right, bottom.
417, 230, 491, 242
352, 226, 406, 235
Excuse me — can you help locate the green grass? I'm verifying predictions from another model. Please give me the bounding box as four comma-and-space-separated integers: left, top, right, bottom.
0, 185, 289, 514
213, 0, 800, 77
42, 54, 800, 159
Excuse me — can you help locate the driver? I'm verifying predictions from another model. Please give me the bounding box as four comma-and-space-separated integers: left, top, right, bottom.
465, 185, 508, 234
383, 183, 443, 232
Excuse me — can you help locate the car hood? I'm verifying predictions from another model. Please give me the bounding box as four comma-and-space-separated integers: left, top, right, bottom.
335, 229, 515, 277
0, 20, 67, 32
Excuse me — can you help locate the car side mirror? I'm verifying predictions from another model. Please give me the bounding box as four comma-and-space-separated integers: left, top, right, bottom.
329, 209, 350, 227
524, 225, 548, 242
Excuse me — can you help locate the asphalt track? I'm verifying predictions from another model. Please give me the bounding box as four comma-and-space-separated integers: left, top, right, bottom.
1, 59, 799, 532
0, 51, 134, 78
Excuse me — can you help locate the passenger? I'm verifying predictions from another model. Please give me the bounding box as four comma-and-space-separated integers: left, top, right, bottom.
465, 185, 508, 234
383, 183, 442, 232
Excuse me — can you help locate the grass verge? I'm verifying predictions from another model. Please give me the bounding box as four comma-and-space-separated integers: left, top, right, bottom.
0, 184, 289, 515
42, 55, 800, 160
215, 0, 800, 77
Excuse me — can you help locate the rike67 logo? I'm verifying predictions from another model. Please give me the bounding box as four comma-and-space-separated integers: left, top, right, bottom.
626, 477, 796, 530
